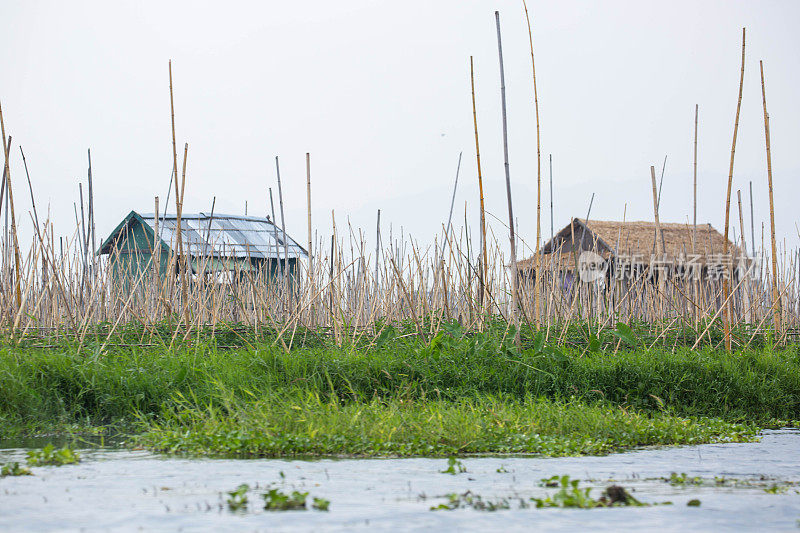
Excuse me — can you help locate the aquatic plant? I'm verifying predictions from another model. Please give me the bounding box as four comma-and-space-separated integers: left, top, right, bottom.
26, 444, 80, 466
0, 462, 32, 477
440, 457, 467, 475
225, 483, 330, 513
687, 499, 701, 506
667, 472, 703, 485
763, 484, 788, 494
262, 488, 309, 511
432, 478, 647, 511
226, 484, 249, 511
136, 391, 756, 457
312, 497, 330, 511
532, 476, 644, 508
431, 491, 518, 511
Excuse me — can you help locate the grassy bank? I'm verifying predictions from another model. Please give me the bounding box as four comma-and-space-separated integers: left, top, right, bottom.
138, 393, 756, 457
0, 327, 796, 455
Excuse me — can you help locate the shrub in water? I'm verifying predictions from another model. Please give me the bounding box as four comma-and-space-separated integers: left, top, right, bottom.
26, 444, 80, 466
1, 462, 32, 477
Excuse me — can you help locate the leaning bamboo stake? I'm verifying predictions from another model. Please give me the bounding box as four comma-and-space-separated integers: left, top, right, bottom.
650, 166, 663, 256
275, 156, 289, 293
19, 147, 40, 232
168, 60, 190, 328
442, 152, 463, 254
650, 166, 665, 315
0, 102, 22, 313
722, 28, 745, 352
737, 189, 751, 323
737, 190, 747, 256
87, 149, 96, 278
469, 56, 489, 318
495, 11, 520, 344
760, 59, 781, 337
523, 0, 542, 328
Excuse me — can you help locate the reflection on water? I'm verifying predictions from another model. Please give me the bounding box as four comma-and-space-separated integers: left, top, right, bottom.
1, 430, 798, 531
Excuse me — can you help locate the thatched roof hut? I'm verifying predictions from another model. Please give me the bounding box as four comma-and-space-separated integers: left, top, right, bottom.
518, 218, 747, 274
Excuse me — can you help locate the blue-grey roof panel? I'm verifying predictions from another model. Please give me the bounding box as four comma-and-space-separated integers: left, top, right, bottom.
138, 213, 307, 259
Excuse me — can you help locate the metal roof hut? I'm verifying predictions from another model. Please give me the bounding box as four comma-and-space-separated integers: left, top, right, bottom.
99, 211, 307, 284
518, 218, 750, 284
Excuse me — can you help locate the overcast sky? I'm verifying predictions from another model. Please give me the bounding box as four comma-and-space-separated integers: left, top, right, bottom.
2, 0, 798, 260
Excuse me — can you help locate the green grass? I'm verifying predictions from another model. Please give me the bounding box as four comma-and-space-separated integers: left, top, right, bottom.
0, 324, 796, 456
136, 390, 755, 457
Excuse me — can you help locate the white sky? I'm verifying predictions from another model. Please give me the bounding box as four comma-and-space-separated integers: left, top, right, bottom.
2, 0, 798, 260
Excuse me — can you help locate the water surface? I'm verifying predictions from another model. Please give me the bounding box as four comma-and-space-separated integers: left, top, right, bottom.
1, 430, 798, 531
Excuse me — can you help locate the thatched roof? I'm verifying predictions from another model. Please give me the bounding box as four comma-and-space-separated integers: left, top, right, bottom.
518, 218, 746, 271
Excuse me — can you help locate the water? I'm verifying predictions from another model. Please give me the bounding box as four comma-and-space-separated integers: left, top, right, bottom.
1, 430, 798, 532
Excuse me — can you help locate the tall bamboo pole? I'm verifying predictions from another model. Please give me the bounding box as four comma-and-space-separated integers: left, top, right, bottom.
760, 59, 780, 336
749, 181, 755, 258
87, 149, 96, 271
153, 196, 160, 283
168, 60, 190, 326
0, 101, 22, 312
469, 56, 489, 315
549, 154, 553, 244
495, 11, 520, 343
442, 152, 462, 254
737, 189, 751, 323
19, 147, 40, 233
737, 190, 747, 254
650, 166, 663, 256
268, 188, 281, 278
650, 166, 666, 318
722, 28, 745, 352
523, 0, 542, 327
306, 153, 313, 276
374, 209, 381, 288
693, 104, 698, 253
692, 104, 699, 326
275, 156, 289, 283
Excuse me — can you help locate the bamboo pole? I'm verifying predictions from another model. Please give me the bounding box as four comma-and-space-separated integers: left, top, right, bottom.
275, 156, 289, 288
495, 11, 520, 344
749, 181, 755, 258
306, 153, 313, 276
760, 59, 781, 337
87, 149, 96, 274
374, 209, 381, 288
549, 154, 553, 244
19, 147, 40, 232
168, 60, 190, 327
737, 190, 747, 255
269, 188, 281, 278
737, 189, 750, 323
442, 152, 462, 253
646, 168, 665, 319
523, 0, 542, 328
0, 102, 22, 313
693, 104, 698, 253
469, 56, 489, 316
153, 196, 160, 288
722, 28, 745, 352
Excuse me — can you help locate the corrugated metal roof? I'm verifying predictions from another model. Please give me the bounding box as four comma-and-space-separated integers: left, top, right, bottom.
139, 212, 307, 260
